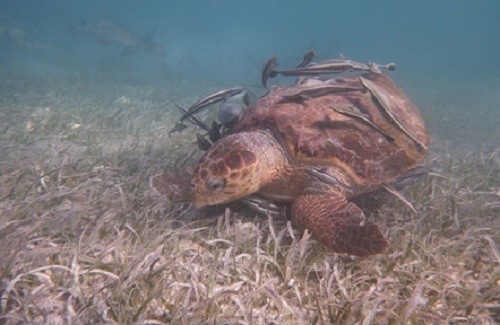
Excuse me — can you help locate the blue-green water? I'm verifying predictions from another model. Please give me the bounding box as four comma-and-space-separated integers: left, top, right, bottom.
1, 0, 499, 147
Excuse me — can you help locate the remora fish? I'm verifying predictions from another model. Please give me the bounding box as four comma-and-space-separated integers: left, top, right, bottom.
330, 105, 394, 142
180, 87, 244, 122
175, 104, 210, 131
281, 80, 364, 100
282, 84, 364, 100
196, 133, 212, 151
239, 195, 285, 217
368, 62, 396, 73
359, 75, 426, 151
277, 59, 372, 77
296, 49, 316, 68
261, 55, 278, 88
73, 18, 166, 56
208, 121, 222, 143
168, 123, 187, 136
276, 58, 395, 78
304, 167, 357, 191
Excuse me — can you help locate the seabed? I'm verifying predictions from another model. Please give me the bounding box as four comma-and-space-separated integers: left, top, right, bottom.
0, 76, 498, 324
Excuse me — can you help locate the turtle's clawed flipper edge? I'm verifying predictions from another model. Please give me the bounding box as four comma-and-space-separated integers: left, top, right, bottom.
292, 193, 389, 256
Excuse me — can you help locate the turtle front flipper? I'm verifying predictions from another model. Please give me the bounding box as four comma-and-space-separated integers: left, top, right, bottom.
292, 192, 389, 256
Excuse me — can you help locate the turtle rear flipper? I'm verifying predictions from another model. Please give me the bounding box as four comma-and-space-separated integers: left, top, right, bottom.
292, 193, 388, 256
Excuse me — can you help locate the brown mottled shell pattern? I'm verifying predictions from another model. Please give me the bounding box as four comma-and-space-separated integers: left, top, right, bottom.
230, 73, 429, 185
158, 72, 430, 256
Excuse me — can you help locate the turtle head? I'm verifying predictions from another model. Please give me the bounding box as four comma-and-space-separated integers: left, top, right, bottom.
191, 131, 283, 207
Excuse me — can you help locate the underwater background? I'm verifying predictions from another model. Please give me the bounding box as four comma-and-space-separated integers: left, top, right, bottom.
1, 0, 499, 148
0, 1, 499, 323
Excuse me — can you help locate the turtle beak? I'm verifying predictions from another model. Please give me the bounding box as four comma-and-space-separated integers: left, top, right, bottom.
191, 176, 227, 207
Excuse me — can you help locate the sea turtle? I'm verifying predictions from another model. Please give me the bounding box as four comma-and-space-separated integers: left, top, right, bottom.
159, 72, 429, 256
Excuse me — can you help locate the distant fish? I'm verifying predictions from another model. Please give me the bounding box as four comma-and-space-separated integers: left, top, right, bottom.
168, 123, 187, 136
180, 87, 244, 122
261, 55, 278, 88
72, 17, 166, 56
296, 49, 316, 68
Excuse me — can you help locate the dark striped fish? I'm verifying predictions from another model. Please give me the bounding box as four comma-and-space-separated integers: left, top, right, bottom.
278, 59, 372, 77
389, 165, 428, 190
330, 105, 394, 142
181, 87, 244, 122
175, 104, 210, 131
276, 59, 395, 78
360, 75, 426, 151
239, 195, 285, 217
196, 133, 212, 151
296, 49, 316, 68
168, 122, 187, 136
382, 184, 417, 213
368, 62, 396, 74
261, 55, 278, 88
304, 167, 357, 191
208, 121, 222, 143
282, 78, 364, 100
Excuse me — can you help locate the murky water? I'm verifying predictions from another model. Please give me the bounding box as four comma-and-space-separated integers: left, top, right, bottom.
0, 2, 498, 323
1, 0, 498, 148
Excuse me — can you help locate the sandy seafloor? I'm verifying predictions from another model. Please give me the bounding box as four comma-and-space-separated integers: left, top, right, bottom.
0, 71, 498, 323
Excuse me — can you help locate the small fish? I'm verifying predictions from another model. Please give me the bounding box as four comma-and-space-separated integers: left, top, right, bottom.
277, 58, 371, 77
281, 83, 364, 101
181, 87, 244, 122
240, 195, 284, 217
261, 55, 278, 88
304, 167, 357, 191
73, 18, 166, 56
196, 133, 212, 151
330, 105, 394, 142
390, 165, 428, 189
296, 49, 316, 68
208, 121, 221, 143
168, 123, 187, 136
295, 77, 324, 86
360, 75, 427, 151
279, 58, 396, 78
382, 184, 417, 213
175, 104, 210, 131
368, 62, 396, 74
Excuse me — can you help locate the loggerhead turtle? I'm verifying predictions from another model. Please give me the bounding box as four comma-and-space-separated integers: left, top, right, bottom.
171, 72, 429, 256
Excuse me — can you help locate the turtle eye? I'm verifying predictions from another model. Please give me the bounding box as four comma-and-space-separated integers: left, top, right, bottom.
206, 177, 226, 192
